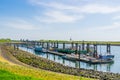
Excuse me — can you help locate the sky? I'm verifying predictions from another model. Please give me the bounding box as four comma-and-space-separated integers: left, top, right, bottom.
1, 0, 120, 41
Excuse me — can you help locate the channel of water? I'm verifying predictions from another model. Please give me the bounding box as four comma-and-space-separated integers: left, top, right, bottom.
19, 45, 120, 73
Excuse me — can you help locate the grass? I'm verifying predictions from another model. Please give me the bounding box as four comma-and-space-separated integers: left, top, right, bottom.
0, 38, 11, 43
0, 62, 94, 80
0, 69, 41, 80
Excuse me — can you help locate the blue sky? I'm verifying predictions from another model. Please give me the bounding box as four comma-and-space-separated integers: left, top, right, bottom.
1, 0, 120, 41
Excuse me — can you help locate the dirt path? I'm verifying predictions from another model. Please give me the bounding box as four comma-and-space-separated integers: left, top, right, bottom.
0, 45, 31, 68
0, 45, 14, 65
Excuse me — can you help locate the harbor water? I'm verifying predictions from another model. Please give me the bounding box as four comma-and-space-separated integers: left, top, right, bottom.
19, 45, 120, 73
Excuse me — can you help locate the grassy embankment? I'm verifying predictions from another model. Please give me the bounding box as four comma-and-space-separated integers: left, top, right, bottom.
0, 62, 92, 80
0, 39, 94, 80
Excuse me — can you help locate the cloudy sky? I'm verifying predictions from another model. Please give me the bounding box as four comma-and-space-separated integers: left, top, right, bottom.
1, 0, 120, 41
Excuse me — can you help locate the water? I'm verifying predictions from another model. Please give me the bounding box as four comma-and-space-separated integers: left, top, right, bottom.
19, 45, 120, 73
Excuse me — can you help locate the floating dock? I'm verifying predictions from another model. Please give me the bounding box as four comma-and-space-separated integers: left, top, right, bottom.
47, 50, 114, 64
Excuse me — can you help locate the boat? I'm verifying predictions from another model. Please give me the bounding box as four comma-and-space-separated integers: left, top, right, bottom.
34, 47, 48, 53
34, 47, 42, 52
62, 54, 77, 61
99, 54, 114, 60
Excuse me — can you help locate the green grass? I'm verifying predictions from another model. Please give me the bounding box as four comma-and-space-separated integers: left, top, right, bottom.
0, 62, 95, 80
0, 69, 42, 80
0, 38, 11, 43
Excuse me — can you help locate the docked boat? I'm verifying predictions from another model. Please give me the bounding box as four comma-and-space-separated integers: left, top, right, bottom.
62, 54, 77, 61
99, 54, 114, 60
34, 47, 48, 53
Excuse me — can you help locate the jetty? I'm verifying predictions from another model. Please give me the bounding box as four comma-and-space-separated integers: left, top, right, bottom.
11, 40, 115, 64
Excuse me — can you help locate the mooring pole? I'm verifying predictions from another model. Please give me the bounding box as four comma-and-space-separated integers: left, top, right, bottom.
63, 43, 65, 49
94, 44, 98, 58
56, 42, 59, 48
107, 44, 111, 54
71, 42, 74, 49
54, 42, 56, 48
96, 44, 97, 53
42, 42, 44, 48
17, 44, 19, 50
75, 43, 78, 54
86, 43, 90, 53
94, 44, 95, 54
107, 44, 109, 53
82, 41, 85, 50
79, 45, 81, 59
109, 44, 111, 54
47, 42, 49, 50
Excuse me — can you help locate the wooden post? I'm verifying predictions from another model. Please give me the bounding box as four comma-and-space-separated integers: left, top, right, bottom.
93, 44, 96, 57
54, 42, 56, 48
94, 44, 95, 54
75, 43, 78, 54
56, 42, 59, 48
17, 44, 19, 50
109, 44, 111, 54
79, 45, 81, 59
63, 43, 65, 49
94, 44, 98, 58
86, 43, 90, 53
82, 41, 85, 50
96, 44, 97, 53
107, 44, 111, 54
71, 42, 74, 49
42, 42, 44, 48
47, 42, 49, 50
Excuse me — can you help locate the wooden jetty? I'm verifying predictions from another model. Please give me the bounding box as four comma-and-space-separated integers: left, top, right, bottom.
12, 39, 115, 64
47, 50, 114, 64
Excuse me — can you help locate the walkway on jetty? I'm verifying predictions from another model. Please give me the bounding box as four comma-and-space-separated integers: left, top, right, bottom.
48, 50, 114, 64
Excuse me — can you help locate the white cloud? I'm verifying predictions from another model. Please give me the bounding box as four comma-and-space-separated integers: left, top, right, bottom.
28, 0, 120, 24
35, 11, 84, 23
39, 2, 76, 10
80, 4, 120, 14
28, 0, 120, 14
3, 18, 36, 30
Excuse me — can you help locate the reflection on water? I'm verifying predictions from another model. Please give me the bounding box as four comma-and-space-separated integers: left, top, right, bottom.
19, 45, 120, 73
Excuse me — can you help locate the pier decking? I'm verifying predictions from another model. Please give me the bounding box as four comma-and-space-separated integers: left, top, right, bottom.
47, 50, 114, 64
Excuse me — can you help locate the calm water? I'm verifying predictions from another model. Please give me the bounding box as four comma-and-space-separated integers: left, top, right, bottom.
19, 45, 120, 73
